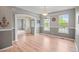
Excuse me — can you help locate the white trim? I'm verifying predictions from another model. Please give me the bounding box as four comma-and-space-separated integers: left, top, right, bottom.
40, 33, 77, 52
0, 46, 13, 52
74, 41, 78, 52
0, 29, 13, 31
40, 25, 75, 29
40, 33, 74, 40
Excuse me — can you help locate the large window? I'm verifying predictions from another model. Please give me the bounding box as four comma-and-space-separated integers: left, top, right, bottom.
44, 19, 50, 31
58, 14, 69, 34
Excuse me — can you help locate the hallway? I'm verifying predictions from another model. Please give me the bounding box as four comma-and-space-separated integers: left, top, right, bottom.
0, 34, 75, 52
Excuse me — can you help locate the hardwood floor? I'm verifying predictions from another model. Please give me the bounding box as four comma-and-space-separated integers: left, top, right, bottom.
0, 33, 75, 52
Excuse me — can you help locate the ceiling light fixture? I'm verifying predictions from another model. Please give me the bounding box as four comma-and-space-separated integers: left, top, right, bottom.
42, 6, 48, 16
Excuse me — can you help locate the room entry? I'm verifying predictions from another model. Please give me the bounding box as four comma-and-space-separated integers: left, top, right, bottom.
15, 14, 35, 41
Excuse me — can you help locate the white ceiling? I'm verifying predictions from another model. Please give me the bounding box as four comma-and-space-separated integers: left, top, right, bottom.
17, 6, 75, 14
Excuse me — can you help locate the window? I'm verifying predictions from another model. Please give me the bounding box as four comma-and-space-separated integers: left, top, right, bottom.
58, 14, 69, 34
44, 19, 50, 31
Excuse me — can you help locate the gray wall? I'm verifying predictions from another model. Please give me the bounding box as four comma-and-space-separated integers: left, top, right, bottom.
13, 7, 40, 35
9, 6, 40, 41
40, 9, 75, 39
10, 6, 40, 30
0, 30, 12, 49
12, 6, 40, 39
0, 6, 40, 49
75, 7, 79, 51
0, 6, 13, 49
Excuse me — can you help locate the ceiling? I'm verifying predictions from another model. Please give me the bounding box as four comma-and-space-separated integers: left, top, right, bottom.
17, 6, 75, 14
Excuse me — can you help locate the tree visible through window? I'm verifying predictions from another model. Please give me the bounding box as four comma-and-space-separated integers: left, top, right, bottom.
58, 14, 69, 34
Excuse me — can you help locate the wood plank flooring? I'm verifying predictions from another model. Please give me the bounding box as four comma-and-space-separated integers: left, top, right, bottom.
0, 34, 75, 52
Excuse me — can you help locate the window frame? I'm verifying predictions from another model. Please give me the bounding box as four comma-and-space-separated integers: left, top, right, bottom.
58, 14, 69, 34
43, 18, 50, 31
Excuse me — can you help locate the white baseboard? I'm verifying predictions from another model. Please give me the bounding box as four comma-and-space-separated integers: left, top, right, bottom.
74, 41, 78, 52
40, 33, 78, 52
0, 46, 12, 52
40, 33, 74, 41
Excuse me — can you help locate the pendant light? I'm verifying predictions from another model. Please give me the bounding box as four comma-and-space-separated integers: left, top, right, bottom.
42, 6, 48, 16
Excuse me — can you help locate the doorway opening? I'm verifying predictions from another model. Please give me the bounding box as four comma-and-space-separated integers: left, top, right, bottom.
15, 14, 37, 41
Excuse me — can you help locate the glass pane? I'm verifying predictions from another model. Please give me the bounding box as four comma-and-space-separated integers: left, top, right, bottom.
44, 19, 50, 31
58, 14, 69, 34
